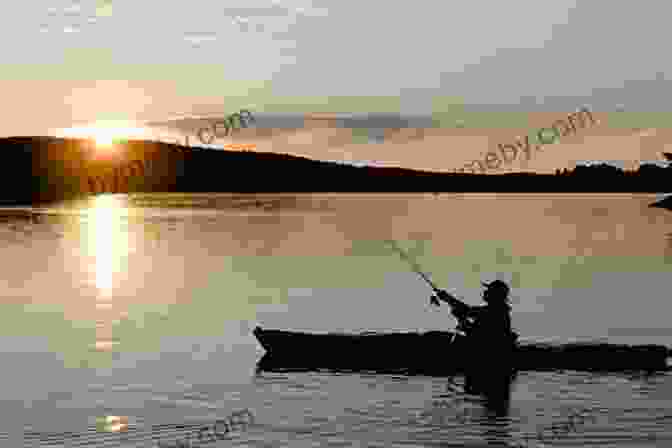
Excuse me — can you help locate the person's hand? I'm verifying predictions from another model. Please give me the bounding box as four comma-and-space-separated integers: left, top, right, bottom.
436, 289, 451, 300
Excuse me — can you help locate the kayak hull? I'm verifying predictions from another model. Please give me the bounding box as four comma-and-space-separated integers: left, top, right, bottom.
253, 326, 670, 374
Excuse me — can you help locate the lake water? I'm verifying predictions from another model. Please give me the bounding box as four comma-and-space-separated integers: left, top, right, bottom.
1, 193, 671, 447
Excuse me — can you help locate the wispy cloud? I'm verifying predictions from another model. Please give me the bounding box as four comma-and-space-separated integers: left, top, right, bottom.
63, 2, 82, 15
183, 32, 218, 45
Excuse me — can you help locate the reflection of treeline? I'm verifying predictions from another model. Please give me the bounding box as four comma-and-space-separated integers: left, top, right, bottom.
1, 136, 671, 205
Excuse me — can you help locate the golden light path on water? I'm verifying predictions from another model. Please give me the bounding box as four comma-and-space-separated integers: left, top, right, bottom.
50, 193, 261, 369
85, 195, 129, 352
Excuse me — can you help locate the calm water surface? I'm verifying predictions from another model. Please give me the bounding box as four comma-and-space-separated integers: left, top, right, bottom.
1, 193, 671, 447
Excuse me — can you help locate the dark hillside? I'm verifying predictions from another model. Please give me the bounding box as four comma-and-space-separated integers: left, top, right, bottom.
0, 137, 670, 205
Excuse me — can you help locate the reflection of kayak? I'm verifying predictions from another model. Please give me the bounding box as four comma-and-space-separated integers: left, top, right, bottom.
253, 327, 671, 374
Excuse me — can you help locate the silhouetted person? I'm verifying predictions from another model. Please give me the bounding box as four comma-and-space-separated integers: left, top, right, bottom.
431, 281, 518, 394
431, 280, 517, 348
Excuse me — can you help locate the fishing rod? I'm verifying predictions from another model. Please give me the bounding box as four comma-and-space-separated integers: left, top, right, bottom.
384, 240, 471, 317
385, 240, 522, 343
384, 240, 440, 293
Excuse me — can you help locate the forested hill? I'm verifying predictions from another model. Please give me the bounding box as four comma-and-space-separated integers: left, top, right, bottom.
0, 136, 670, 205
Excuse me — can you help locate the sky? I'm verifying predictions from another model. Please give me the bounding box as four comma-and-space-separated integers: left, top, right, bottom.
1, 0, 672, 172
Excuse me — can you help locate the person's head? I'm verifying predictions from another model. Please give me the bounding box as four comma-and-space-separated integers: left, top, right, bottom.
481, 280, 510, 304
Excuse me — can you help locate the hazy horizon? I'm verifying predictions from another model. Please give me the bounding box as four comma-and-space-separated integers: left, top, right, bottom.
2, 1, 672, 173
11, 109, 672, 174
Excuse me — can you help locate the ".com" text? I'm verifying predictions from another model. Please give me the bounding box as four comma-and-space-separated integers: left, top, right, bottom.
457, 106, 597, 174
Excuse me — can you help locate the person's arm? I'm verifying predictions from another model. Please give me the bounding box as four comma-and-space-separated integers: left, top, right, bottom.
433, 290, 469, 311
434, 291, 488, 318
464, 305, 487, 318
431, 290, 477, 325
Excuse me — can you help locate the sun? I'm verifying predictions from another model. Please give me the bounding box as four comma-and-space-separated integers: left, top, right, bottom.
92, 130, 115, 147
56, 121, 151, 152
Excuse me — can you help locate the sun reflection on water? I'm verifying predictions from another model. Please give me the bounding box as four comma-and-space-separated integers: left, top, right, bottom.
85, 195, 130, 352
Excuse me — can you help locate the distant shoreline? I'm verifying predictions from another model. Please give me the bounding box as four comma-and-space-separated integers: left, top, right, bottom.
0, 136, 670, 206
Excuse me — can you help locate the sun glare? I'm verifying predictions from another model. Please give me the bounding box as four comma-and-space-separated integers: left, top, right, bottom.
56, 121, 151, 152
93, 131, 115, 147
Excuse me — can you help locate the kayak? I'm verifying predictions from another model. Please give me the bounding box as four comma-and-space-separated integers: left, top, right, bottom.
253, 326, 671, 374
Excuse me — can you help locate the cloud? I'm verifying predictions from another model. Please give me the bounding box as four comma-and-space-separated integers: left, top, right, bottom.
183, 32, 218, 45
